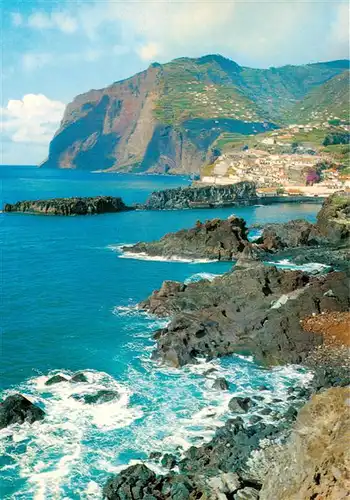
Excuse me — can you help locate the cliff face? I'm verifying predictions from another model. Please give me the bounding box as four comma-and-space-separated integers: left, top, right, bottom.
41, 55, 348, 174
260, 387, 350, 500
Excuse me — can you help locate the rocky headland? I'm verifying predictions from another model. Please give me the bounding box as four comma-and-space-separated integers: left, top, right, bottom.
4, 196, 133, 216
141, 181, 257, 210
140, 264, 348, 367
122, 216, 249, 261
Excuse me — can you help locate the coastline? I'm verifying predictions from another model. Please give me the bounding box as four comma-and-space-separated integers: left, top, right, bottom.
1, 177, 349, 499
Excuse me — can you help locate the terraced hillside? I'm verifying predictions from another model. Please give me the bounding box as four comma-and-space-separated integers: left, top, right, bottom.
286, 70, 350, 124
42, 55, 349, 174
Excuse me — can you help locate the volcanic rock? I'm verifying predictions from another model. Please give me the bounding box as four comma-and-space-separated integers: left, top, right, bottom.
122, 216, 249, 261
45, 374, 69, 386
142, 182, 257, 210
72, 390, 120, 404
140, 264, 349, 367
0, 394, 45, 429
212, 377, 230, 390
4, 196, 133, 216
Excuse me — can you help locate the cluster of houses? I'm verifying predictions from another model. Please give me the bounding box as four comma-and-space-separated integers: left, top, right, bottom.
201, 148, 349, 194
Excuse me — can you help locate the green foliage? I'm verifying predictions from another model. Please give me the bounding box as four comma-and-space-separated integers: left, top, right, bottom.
285, 71, 350, 124
323, 132, 350, 146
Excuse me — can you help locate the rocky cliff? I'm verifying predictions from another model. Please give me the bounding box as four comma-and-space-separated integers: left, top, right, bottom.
260, 387, 350, 500
4, 196, 132, 216
41, 55, 349, 174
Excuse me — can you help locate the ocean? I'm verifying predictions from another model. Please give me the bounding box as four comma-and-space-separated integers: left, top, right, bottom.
0, 166, 322, 499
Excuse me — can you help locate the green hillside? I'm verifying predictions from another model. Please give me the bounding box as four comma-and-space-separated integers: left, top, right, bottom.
286, 71, 350, 124
153, 55, 349, 125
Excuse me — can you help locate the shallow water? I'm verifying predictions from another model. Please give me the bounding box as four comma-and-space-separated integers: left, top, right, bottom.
1, 166, 321, 498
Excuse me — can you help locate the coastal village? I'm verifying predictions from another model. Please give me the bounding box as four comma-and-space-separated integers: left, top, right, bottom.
200, 122, 350, 197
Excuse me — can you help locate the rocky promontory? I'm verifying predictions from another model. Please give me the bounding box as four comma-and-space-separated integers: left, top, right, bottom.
4, 196, 133, 216
122, 216, 250, 261
140, 264, 349, 367
142, 181, 257, 210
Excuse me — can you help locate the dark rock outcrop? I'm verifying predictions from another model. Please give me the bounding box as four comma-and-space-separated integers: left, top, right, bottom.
229, 397, 254, 413
140, 264, 349, 367
102, 419, 279, 499
123, 216, 249, 261
72, 390, 120, 404
4, 196, 133, 216
0, 394, 45, 429
212, 377, 230, 390
70, 372, 88, 383
260, 219, 322, 251
142, 182, 257, 210
45, 374, 69, 386
315, 191, 350, 243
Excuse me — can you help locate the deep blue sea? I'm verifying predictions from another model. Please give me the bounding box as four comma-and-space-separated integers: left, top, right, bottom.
0, 166, 322, 499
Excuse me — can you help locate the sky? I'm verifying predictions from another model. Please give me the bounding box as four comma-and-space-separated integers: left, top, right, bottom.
1, 0, 349, 165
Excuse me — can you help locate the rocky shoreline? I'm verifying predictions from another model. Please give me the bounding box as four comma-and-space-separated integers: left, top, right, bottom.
1, 192, 349, 499
3, 181, 326, 217
3, 196, 134, 216
122, 192, 350, 274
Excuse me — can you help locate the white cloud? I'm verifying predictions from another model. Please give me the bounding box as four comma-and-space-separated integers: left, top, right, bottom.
86, 0, 350, 66
137, 42, 160, 61
28, 11, 78, 34
11, 12, 23, 27
1, 94, 66, 144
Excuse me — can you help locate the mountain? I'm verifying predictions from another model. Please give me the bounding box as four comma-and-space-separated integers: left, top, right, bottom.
41, 55, 349, 174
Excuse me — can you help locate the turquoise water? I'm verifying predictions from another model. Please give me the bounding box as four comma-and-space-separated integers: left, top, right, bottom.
1, 167, 320, 498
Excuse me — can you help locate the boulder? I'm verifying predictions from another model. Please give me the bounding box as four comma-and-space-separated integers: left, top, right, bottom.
161, 453, 177, 469
0, 394, 45, 428
103, 464, 156, 499
70, 372, 88, 383
72, 390, 120, 404
229, 397, 253, 413
212, 377, 230, 391
261, 219, 317, 251
45, 374, 69, 386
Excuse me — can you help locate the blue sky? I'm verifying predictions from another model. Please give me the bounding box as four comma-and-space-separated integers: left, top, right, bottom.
1, 0, 349, 165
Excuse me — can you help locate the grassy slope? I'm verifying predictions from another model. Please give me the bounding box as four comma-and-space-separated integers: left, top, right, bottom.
286, 70, 350, 123
153, 56, 349, 126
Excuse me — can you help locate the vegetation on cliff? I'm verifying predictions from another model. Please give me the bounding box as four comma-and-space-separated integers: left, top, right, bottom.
41, 55, 349, 174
